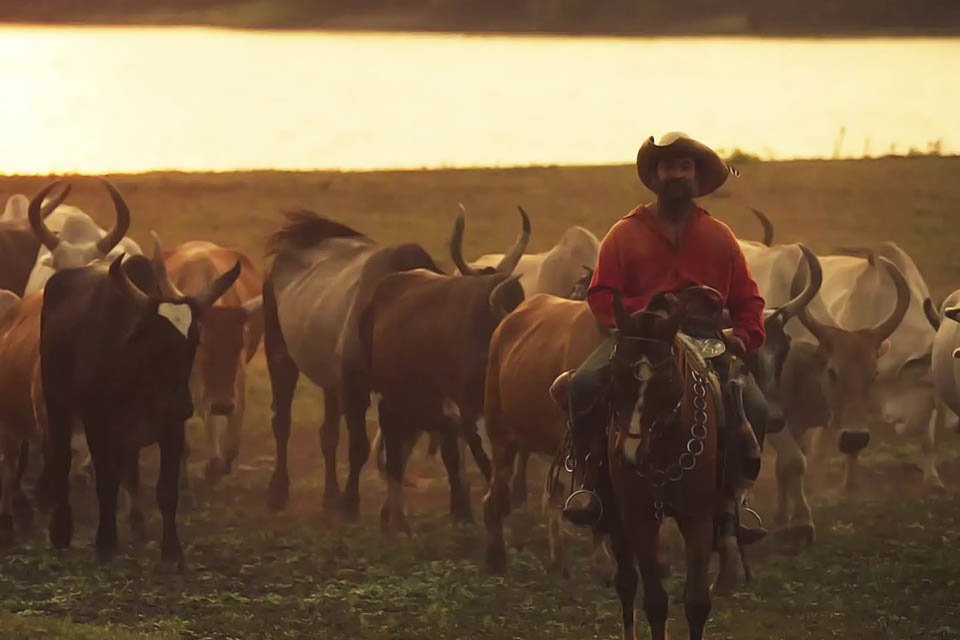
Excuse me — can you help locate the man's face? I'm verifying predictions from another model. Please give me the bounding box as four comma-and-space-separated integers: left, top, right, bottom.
656, 156, 697, 205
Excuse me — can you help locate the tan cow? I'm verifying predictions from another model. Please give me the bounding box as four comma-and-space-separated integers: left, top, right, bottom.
483, 293, 611, 576
161, 239, 263, 483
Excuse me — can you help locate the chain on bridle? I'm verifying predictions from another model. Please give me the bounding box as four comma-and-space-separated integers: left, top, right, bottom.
612, 335, 712, 522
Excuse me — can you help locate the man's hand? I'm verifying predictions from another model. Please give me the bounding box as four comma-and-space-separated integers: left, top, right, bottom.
722, 328, 746, 357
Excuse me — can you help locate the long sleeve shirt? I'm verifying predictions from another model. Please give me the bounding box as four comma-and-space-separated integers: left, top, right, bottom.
586, 204, 766, 354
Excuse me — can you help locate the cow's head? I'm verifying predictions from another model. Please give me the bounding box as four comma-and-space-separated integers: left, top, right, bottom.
748, 244, 823, 433
568, 265, 594, 301
195, 296, 262, 416
449, 203, 530, 276
797, 257, 910, 454
29, 179, 129, 271
108, 236, 241, 424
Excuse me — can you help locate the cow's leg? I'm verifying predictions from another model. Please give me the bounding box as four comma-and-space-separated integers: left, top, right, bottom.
11, 440, 32, 530
920, 403, 944, 490
772, 428, 814, 543
459, 411, 491, 483
771, 431, 791, 530
0, 433, 19, 544
612, 523, 641, 640
510, 450, 530, 509
46, 400, 74, 550
483, 439, 516, 572
265, 338, 299, 513
543, 472, 566, 576
341, 369, 370, 518
157, 423, 185, 566
679, 516, 714, 640
319, 386, 342, 510
123, 448, 146, 542
440, 428, 473, 524
379, 399, 412, 536
86, 426, 121, 563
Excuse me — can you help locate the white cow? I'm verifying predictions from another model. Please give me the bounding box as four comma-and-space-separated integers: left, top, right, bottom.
24, 180, 142, 295
468, 222, 599, 299
741, 215, 945, 490
1, 194, 29, 223
931, 293, 960, 434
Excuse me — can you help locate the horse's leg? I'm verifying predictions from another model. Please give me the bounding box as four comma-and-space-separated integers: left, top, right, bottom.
610, 523, 640, 640
319, 386, 341, 510
678, 516, 714, 640
482, 439, 516, 572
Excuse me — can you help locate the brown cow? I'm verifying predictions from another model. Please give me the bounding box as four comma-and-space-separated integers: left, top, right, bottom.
0, 185, 71, 295
483, 293, 610, 575
162, 239, 263, 483
361, 266, 525, 534
0, 255, 166, 546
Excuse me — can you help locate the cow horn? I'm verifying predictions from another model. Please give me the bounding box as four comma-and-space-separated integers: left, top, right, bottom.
923, 298, 941, 330
39, 183, 72, 219
868, 257, 911, 344
449, 203, 479, 276
28, 180, 64, 251
749, 207, 774, 246
243, 295, 263, 316
108, 253, 149, 305
488, 275, 523, 319
95, 179, 131, 255
194, 261, 242, 311
945, 306, 960, 323
149, 231, 184, 300
779, 244, 823, 321
833, 246, 876, 266
494, 206, 531, 274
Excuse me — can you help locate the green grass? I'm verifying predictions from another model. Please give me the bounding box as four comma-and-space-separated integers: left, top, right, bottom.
2, 159, 960, 638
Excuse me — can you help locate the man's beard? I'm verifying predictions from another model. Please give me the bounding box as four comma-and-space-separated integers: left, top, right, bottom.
658, 178, 695, 219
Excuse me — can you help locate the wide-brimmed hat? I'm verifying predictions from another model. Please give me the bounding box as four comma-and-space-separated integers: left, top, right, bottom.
636, 132, 732, 197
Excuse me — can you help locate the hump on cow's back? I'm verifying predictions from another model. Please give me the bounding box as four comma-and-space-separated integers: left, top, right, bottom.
122, 254, 157, 296
387, 243, 442, 274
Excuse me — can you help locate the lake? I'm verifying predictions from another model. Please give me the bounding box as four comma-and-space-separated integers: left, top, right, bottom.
0, 26, 957, 174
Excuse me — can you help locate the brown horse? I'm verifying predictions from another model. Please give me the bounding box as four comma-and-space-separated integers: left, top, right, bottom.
588, 289, 731, 640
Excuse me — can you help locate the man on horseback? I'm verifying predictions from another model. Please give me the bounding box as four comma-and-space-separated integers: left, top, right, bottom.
562, 132, 768, 543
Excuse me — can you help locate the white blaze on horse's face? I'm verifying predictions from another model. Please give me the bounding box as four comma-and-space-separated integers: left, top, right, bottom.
158, 302, 193, 339
622, 356, 654, 465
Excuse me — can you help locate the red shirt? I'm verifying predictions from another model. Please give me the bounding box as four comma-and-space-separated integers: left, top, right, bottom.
587, 204, 766, 354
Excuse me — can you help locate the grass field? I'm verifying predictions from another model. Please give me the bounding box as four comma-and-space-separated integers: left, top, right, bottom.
1, 158, 959, 639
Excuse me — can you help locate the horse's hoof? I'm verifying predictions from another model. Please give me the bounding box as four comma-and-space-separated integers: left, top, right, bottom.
49, 510, 73, 549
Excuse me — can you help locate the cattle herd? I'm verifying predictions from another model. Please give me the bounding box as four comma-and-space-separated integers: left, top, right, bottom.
1, 179, 959, 637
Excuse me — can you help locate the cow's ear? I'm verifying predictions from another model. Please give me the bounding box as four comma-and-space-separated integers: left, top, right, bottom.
877, 339, 891, 358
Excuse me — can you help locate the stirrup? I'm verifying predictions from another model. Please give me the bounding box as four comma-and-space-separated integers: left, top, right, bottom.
562, 488, 604, 526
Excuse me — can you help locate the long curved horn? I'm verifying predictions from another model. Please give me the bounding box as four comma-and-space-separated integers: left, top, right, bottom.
449, 203, 479, 276
868, 257, 911, 344
779, 244, 823, 321
39, 183, 72, 219
95, 179, 131, 255
488, 275, 523, 319
28, 180, 64, 250
150, 231, 185, 300
923, 298, 941, 330
749, 207, 774, 246
195, 261, 242, 311
494, 206, 531, 274
833, 246, 876, 265
108, 253, 150, 306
